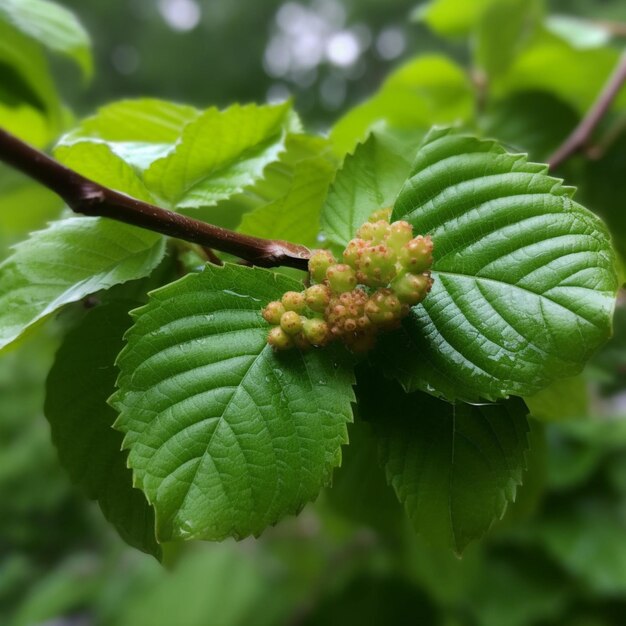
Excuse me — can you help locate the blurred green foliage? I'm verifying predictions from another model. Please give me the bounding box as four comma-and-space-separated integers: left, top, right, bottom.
2, 0, 626, 624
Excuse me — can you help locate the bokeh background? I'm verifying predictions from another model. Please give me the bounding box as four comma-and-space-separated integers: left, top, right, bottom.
2, 0, 626, 625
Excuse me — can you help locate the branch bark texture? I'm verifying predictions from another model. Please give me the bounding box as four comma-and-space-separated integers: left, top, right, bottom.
548, 51, 626, 170
0, 128, 311, 270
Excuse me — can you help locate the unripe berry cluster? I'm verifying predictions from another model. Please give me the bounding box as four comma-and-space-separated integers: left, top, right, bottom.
263, 210, 434, 353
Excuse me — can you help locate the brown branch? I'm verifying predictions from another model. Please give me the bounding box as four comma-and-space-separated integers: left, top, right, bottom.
0, 128, 311, 270
548, 51, 626, 171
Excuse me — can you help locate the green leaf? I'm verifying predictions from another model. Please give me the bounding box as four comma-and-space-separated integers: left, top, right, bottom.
413, 0, 499, 37
546, 418, 626, 490
382, 128, 618, 402
330, 55, 473, 155
186, 133, 335, 231
70, 99, 200, 143
320, 132, 415, 250
535, 501, 626, 595
54, 141, 156, 202
494, 28, 626, 116
238, 151, 335, 247
112, 264, 355, 542
0, 166, 61, 257
524, 376, 589, 422
0, 0, 92, 78
324, 419, 403, 535
576, 130, 626, 261
117, 544, 298, 626
0, 217, 165, 351
144, 102, 296, 208
480, 90, 579, 162
357, 370, 530, 553
0, 19, 63, 144
544, 15, 612, 50
44, 301, 160, 558
474, 0, 541, 79
58, 99, 202, 172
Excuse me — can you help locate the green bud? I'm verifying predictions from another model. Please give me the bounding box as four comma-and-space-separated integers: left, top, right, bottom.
308, 250, 336, 283
369, 207, 392, 223
282, 290, 306, 313
391, 272, 433, 305
365, 289, 402, 325
280, 310, 303, 335
304, 284, 331, 313
267, 326, 293, 350
358, 245, 397, 287
302, 318, 330, 346
356, 220, 389, 243
342, 238, 367, 269
326, 263, 357, 293
386, 221, 413, 253
262, 300, 285, 324
398, 236, 433, 273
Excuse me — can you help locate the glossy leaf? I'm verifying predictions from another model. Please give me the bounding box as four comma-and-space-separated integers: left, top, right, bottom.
320, 132, 414, 250
112, 264, 355, 542
0, 217, 165, 351
382, 128, 618, 402
44, 301, 160, 558
358, 370, 530, 553
144, 102, 296, 208
0, 0, 92, 77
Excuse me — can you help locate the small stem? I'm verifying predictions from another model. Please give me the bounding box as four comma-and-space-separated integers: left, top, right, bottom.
0, 128, 311, 270
548, 51, 626, 170
200, 246, 224, 266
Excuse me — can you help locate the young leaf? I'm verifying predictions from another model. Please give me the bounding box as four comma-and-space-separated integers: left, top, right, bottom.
320, 132, 414, 250
187, 133, 334, 231
57, 99, 202, 173
238, 152, 335, 247
69, 99, 200, 143
112, 264, 355, 542
44, 301, 160, 558
383, 128, 618, 402
54, 141, 155, 202
0, 0, 92, 78
0, 217, 165, 351
357, 369, 530, 554
144, 102, 297, 208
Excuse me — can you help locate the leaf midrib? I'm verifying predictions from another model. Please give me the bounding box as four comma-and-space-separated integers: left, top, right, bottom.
433, 270, 606, 331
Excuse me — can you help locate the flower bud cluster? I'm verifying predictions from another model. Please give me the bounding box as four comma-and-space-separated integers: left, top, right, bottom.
263, 210, 434, 353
